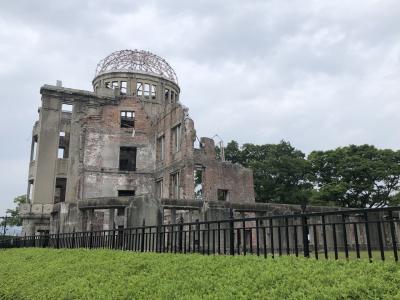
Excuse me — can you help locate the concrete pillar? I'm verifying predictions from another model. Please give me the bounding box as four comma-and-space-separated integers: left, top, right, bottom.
128, 195, 162, 227
32, 96, 61, 204
65, 102, 81, 203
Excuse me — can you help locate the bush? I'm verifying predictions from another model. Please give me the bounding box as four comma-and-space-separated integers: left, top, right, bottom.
0, 248, 399, 299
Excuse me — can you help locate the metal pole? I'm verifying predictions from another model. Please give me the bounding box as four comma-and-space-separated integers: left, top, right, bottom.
2, 213, 7, 236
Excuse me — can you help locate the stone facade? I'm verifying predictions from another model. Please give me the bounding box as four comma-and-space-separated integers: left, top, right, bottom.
21, 50, 256, 235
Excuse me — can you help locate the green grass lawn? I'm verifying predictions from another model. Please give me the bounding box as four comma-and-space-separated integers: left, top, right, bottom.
0, 248, 399, 300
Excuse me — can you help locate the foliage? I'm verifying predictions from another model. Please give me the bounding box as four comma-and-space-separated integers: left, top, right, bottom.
0, 248, 399, 300
309, 145, 400, 208
1, 195, 26, 227
224, 140, 313, 205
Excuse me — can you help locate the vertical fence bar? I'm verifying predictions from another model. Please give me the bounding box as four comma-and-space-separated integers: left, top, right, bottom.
377, 220, 385, 261
302, 215, 309, 258
294, 223, 298, 257
196, 219, 200, 254
229, 209, 235, 256
388, 210, 398, 262
332, 223, 338, 260
321, 215, 328, 259
353, 222, 360, 259
256, 219, 260, 256
242, 219, 246, 256
342, 214, 349, 260
217, 222, 221, 255
179, 216, 183, 253
364, 212, 373, 262
313, 224, 318, 260
141, 219, 145, 252
284, 218, 289, 255
270, 219, 274, 258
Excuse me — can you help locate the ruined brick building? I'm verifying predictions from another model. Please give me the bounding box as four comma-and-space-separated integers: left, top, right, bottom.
20, 50, 256, 235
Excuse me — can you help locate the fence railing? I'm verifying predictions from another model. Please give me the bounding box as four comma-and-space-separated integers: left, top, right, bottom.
1, 207, 399, 262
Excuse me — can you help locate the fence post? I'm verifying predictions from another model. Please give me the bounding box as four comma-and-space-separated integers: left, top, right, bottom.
178, 215, 184, 253
72, 229, 76, 249
229, 208, 235, 256
56, 228, 60, 249
301, 214, 309, 258
141, 219, 146, 252
196, 219, 200, 253
89, 225, 93, 249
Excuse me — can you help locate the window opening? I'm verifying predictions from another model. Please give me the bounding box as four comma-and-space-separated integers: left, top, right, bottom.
117, 208, 125, 216
144, 83, 150, 98
119, 147, 137, 171
217, 189, 229, 201
61, 104, 73, 112
120, 111, 135, 128
137, 82, 143, 96
118, 190, 135, 197
151, 85, 156, 100
28, 179, 34, 201
164, 88, 169, 101
54, 178, 67, 203
58, 148, 65, 159
170, 172, 180, 199
31, 135, 38, 161
194, 167, 203, 199
121, 81, 127, 94
171, 91, 175, 102
105, 82, 111, 89
157, 135, 165, 161
60, 131, 65, 137
171, 124, 182, 152
112, 81, 119, 89
155, 179, 163, 199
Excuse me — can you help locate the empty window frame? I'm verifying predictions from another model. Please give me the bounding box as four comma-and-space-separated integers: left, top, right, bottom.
118, 190, 135, 197
57, 148, 65, 159
156, 135, 165, 161
164, 88, 169, 101
217, 189, 229, 201
117, 208, 125, 216
120, 111, 135, 128
144, 83, 150, 98
119, 147, 137, 171
155, 179, 163, 199
121, 81, 127, 94
28, 179, 34, 202
170, 172, 180, 199
31, 135, 38, 161
105, 82, 111, 89
194, 166, 203, 199
54, 178, 67, 203
171, 91, 175, 102
61, 104, 73, 112
112, 81, 119, 89
171, 124, 182, 152
137, 82, 143, 96
151, 85, 156, 100
58, 131, 69, 158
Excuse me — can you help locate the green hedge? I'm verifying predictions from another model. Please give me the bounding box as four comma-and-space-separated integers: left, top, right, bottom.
0, 248, 399, 299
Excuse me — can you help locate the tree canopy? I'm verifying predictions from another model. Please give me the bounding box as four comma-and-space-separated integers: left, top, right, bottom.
1, 195, 26, 227
224, 141, 400, 208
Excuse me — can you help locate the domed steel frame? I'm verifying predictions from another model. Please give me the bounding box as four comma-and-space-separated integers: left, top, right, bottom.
95, 49, 178, 84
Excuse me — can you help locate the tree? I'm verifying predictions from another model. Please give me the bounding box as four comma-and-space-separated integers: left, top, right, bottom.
224, 140, 313, 204
308, 145, 400, 208
0, 195, 26, 227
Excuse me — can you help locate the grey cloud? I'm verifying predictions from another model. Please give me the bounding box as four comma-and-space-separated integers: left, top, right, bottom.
0, 0, 400, 215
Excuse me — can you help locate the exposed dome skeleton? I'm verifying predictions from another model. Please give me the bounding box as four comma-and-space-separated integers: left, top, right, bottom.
95, 49, 178, 84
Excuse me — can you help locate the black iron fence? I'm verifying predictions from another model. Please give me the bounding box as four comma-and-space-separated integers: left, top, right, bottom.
1, 207, 399, 262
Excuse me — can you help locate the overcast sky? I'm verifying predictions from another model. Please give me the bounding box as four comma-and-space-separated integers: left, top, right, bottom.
0, 0, 400, 215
